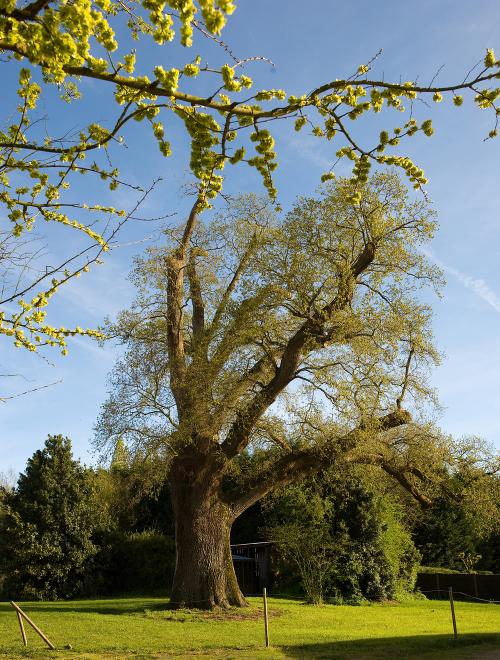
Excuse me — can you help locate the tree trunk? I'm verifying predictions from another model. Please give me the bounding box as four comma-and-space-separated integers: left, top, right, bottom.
169, 457, 247, 609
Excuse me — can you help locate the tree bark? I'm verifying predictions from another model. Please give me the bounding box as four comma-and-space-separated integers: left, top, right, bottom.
169, 456, 247, 609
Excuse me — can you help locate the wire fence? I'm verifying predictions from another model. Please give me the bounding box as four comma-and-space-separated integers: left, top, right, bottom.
162, 589, 500, 606
418, 589, 500, 604
10, 587, 498, 652
416, 572, 500, 603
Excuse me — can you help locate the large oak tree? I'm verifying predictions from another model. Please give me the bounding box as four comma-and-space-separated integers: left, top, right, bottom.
2, 0, 499, 607
97, 174, 443, 607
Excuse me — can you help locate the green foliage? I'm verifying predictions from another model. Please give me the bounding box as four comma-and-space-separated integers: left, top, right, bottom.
94, 449, 174, 535
1, 435, 103, 600
265, 486, 336, 604
89, 530, 175, 595
414, 496, 483, 571
81, 451, 175, 595
417, 566, 462, 574
0, 435, 176, 599
264, 469, 420, 604
412, 437, 500, 572
379, 497, 421, 596
478, 530, 500, 574
3, 0, 498, 203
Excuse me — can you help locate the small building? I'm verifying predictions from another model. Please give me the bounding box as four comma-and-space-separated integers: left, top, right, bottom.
231, 542, 272, 594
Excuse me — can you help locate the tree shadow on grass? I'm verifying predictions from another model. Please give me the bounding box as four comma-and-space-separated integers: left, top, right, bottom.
281, 633, 500, 659
0, 598, 171, 616
0, 599, 267, 619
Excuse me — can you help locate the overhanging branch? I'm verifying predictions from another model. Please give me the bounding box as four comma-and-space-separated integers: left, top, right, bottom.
352, 453, 432, 507
229, 408, 412, 517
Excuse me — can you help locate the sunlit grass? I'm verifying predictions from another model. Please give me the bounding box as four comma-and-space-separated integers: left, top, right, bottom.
0, 596, 498, 658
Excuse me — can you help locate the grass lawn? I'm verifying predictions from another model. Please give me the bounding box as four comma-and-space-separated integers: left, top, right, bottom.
0, 596, 499, 659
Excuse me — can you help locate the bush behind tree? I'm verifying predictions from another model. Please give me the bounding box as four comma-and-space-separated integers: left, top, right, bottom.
265, 469, 420, 603
85, 530, 175, 596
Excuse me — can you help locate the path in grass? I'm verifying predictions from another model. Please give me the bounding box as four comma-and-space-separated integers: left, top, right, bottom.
0, 596, 499, 658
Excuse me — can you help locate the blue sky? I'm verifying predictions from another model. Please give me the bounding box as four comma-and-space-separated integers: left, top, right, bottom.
1, 0, 500, 474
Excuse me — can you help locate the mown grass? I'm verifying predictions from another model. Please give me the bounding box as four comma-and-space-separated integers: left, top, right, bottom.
0, 596, 499, 659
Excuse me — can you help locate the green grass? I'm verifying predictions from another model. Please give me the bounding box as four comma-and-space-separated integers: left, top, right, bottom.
0, 596, 499, 659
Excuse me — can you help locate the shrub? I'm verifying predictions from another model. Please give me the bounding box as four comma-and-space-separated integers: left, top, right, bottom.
265, 470, 420, 603
88, 530, 175, 595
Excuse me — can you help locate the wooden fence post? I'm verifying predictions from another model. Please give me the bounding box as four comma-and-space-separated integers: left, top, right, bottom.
10, 602, 56, 650
16, 610, 27, 646
263, 587, 270, 648
448, 587, 458, 639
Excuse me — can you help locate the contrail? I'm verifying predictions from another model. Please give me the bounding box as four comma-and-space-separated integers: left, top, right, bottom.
423, 248, 500, 314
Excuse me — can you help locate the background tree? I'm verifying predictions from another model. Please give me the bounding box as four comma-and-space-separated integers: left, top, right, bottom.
94, 440, 174, 535
86, 443, 176, 596
1, 434, 104, 599
1, 0, 499, 356
413, 496, 477, 571
0, 469, 16, 596
95, 173, 447, 608
412, 436, 500, 571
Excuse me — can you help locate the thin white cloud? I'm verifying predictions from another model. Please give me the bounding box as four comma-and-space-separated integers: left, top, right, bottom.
57, 257, 133, 319
69, 335, 116, 360
423, 248, 500, 314
287, 135, 334, 171
453, 272, 500, 314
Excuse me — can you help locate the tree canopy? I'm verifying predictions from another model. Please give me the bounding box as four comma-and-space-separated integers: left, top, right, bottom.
98, 173, 440, 488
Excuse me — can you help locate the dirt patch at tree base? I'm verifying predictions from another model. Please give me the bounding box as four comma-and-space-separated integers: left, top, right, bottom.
141, 605, 284, 622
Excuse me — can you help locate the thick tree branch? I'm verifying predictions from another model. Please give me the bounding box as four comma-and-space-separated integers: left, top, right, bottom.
229, 408, 412, 517
207, 286, 276, 378
1, 0, 52, 20
166, 255, 187, 412
396, 345, 415, 409
221, 241, 377, 459
230, 450, 318, 518
211, 353, 275, 430
165, 198, 205, 416
180, 198, 202, 257
379, 463, 432, 507
187, 248, 206, 342
208, 235, 258, 337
